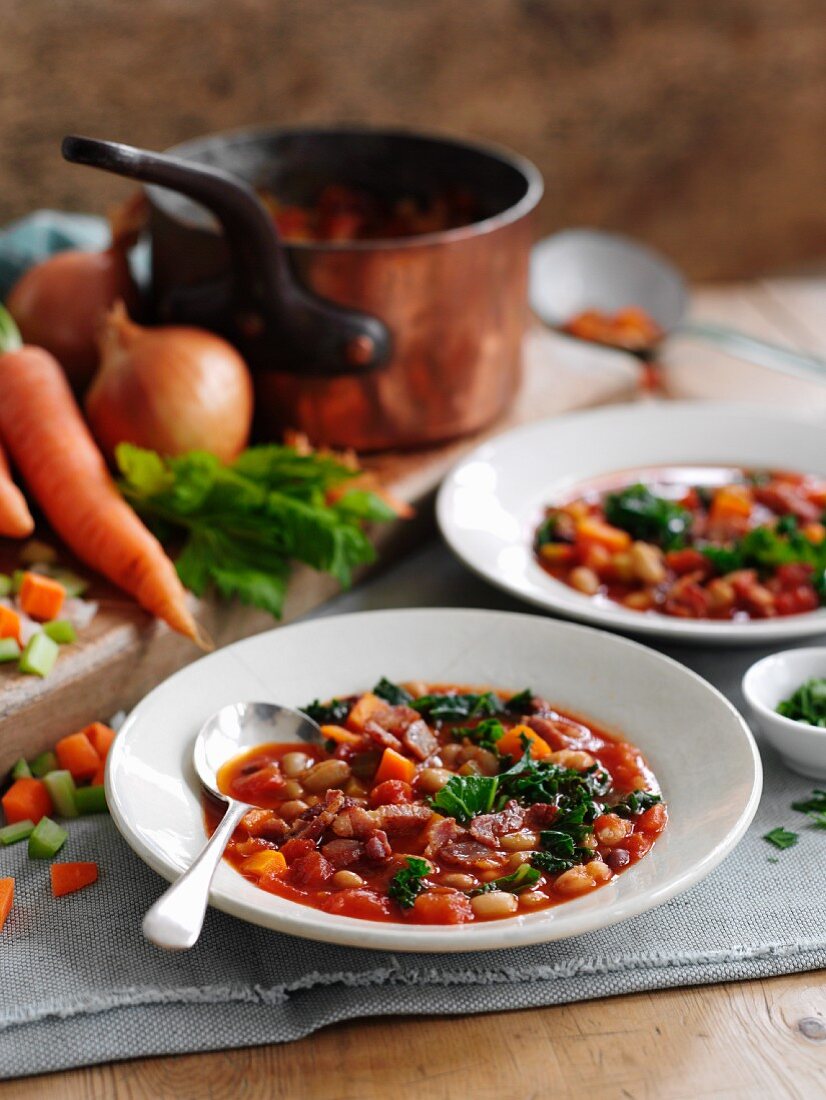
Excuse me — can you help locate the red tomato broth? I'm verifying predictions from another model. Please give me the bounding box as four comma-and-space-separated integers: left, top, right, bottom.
204, 684, 667, 925
536, 466, 826, 621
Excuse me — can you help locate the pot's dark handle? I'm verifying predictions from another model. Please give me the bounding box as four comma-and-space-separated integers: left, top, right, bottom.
61, 135, 391, 377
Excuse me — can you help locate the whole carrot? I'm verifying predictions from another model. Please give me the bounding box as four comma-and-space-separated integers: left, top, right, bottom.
0, 440, 34, 537
0, 309, 205, 645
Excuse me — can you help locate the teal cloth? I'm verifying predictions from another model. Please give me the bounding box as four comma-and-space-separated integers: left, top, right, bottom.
0, 211, 109, 297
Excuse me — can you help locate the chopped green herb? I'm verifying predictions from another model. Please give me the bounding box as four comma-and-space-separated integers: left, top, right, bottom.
763, 827, 798, 851
703, 521, 826, 601
10, 757, 31, 780
412, 690, 503, 722
473, 864, 541, 895
767, 856, 779, 864
806, 810, 826, 830
42, 620, 78, 645
0, 638, 21, 663
452, 718, 507, 751
505, 688, 534, 714
604, 483, 692, 549
612, 790, 662, 818
0, 819, 34, 846
19, 633, 59, 677
42, 770, 78, 818
373, 677, 413, 706
791, 789, 826, 814
387, 856, 430, 908
30, 751, 58, 778
777, 680, 826, 728
28, 816, 68, 859
302, 698, 351, 726
429, 774, 499, 824
117, 442, 395, 618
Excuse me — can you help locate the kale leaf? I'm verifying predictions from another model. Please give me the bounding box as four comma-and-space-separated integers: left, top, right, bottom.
373, 677, 414, 706
388, 856, 431, 908
429, 775, 499, 824
411, 690, 504, 722
302, 698, 351, 726
604, 483, 692, 549
611, 790, 662, 818
473, 864, 541, 895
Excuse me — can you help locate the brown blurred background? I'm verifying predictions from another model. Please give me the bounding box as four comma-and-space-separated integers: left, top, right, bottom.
3, 0, 824, 279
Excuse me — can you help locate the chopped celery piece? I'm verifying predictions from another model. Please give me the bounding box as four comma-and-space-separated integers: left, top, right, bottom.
28, 816, 67, 859
30, 751, 58, 778
0, 819, 34, 845
0, 638, 20, 663
43, 620, 77, 645
0, 573, 11, 597
10, 757, 32, 780
75, 785, 108, 815
19, 633, 59, 677
42, 770, 78, 818
10, 569, 25, 594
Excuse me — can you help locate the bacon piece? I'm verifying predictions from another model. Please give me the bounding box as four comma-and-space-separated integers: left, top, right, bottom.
363, 720, 403, 753
468, 800, 527, 848
424, 816, 506, 871
364, 830, 392, 862
321, 838, 363, 868
525, 802, 557, 828
240, 808, 289, 842
525, 715, 579, 751
331, 805, 378, 839
289, 850, 334, 887
289, 789, 348, 843
399, 718, 438, 761
374, 802, 433, 833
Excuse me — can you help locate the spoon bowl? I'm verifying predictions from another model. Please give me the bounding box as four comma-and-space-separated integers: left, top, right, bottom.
142, 700, 321, 950
530, 227, 826, 384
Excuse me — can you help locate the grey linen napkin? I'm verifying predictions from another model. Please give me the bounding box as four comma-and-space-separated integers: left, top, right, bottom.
1, 545, 825, 1078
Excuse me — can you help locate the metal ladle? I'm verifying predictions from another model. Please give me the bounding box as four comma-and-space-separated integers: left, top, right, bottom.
142, 701, 322, 951
530, 229, 826, 385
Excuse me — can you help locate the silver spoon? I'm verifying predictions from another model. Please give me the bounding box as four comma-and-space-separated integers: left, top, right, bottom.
530, 228, 826, 385
142, 701, 322, 950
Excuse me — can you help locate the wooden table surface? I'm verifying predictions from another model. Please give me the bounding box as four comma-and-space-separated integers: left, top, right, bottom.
3, 276, 826, 1096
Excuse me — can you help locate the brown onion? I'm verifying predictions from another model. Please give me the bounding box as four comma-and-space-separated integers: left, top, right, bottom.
7, 246, 138, 392
86, 303, 253, 463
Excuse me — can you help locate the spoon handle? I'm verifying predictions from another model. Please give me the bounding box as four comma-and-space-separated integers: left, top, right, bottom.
142, 800, 249, 950
681, 321, 826, 386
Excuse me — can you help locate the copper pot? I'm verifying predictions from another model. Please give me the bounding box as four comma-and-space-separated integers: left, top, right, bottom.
62, 128, 542, 451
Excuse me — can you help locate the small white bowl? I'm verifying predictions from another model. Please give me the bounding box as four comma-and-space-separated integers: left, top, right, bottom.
742, 647, 826, 779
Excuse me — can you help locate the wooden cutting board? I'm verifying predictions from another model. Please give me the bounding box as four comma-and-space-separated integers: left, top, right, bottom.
3, 272, 823, 773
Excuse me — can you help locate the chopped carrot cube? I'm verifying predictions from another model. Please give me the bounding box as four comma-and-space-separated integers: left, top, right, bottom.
55, 731, 101, 782
50, 862, 98, 897
346, 692, 388, 733
496, 724, 552, 760
802, 522, 826, 545
83, 722, 116, 761
710, 486, 752, 521
320, 724, 364, 745
241, 850, 287, 877
575, 517, 631, 553
0, 606, 21, 645
19, 572, 66, 622
0, 878, 13, 931
2, 777, 53, 824
539, 544, 576, 565
374, 747, 416, 785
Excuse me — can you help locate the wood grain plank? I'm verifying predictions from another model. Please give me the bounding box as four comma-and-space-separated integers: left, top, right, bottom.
2, 971, 824, 1099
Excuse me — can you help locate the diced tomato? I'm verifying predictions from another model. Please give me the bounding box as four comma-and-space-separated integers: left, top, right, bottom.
229, 762, 286, 804
323, 888, 392, 920
637, 803, 667, 834
412, 889, 473, 925
774, 563, 814, 588
280, 838, 316, 864
289, 851, 334, 888
625, 833, 653, 859
664, 579, 712, 618
664, 548, 709, 576
369, 780, 414, 807
774, 586, 819, 616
